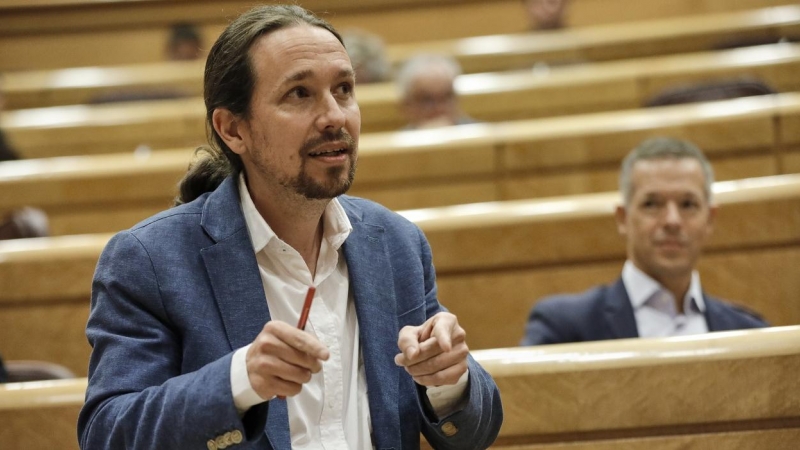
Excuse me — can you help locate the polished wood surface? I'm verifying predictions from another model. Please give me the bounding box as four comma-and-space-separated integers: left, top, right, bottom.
1, 93, 797, 235
4, 43, 800, 155
6, 6, 800, 110
1, 174, 797, 373
2, 327, 799, 450
1, 0, 794, 72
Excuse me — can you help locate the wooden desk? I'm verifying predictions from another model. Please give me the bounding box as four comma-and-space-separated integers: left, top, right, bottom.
2, 326, 798, 450
4, 43, 800, 156
6, 8, 800, 111
1, 174, 797, 374
1, 1, 794, 71
2, 93, 797, 235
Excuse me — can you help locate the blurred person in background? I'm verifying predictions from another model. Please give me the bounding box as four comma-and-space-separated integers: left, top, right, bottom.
397, 54, 475, 130
342, 28, 392, 84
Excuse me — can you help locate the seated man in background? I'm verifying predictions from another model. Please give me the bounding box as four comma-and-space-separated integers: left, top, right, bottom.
521, 137, 768, 346
522, 0, 569, 31
342, 28, 392, 84
165, 22, 204, 61
397, 54, 475, 130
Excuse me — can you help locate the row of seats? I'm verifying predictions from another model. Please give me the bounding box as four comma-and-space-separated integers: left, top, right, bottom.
1, 173, 797, 373
2, 93, 798, 235
2, 0, 794, 71
2, 326, 799, 449
5, 5, 799, 110
3, 41, 799, 156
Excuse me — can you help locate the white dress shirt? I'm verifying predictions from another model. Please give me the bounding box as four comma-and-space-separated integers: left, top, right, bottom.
621, 261, 709, 338
229, 176, 467, 449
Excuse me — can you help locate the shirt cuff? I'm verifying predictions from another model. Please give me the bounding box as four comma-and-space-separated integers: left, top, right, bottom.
425, 369, 469, 418
231, 344, 270, 415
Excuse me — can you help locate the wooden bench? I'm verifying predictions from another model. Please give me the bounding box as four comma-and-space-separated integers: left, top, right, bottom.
2, 93, 798, 235
6, 6, 800, 110
1, 174, 797, 375
2, 326, 798, 450
4, 43, 800, 156
2, 0, 794, 71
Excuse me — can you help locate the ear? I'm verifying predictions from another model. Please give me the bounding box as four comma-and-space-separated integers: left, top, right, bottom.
212, 108, 248, 156
614, 204, 628, 236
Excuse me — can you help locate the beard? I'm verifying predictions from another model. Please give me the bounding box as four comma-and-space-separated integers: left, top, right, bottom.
250, 128, 358, 201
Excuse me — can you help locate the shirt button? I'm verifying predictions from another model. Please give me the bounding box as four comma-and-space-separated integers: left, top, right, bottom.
207, 440, 218, 450
441, 421, 458, 437
231, 430, 243, 444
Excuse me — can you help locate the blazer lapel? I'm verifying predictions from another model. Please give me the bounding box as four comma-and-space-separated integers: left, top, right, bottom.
198, 176, 290, 449
600, 278, 640, 340
341, 199, 401, 450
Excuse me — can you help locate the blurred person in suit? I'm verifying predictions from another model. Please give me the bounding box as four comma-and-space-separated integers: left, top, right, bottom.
521, 137, 768, 346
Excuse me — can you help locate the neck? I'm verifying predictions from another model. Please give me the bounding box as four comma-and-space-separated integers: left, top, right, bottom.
658, 275, 691, 314
249, 183, 329, 277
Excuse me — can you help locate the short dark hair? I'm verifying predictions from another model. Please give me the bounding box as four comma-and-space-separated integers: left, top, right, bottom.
619, 137, 715, 205
175, 5, 343, 205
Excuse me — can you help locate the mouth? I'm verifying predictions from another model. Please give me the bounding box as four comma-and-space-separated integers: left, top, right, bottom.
309, 147, 348, 157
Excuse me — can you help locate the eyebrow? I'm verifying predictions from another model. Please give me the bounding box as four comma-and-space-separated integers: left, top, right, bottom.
283, 67, 356, 84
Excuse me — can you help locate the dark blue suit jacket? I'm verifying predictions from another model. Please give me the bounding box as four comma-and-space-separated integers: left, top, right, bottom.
521, 278, 768, 346
79, 177, 502, 450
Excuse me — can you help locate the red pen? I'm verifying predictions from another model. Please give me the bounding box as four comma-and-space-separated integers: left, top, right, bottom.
277, 286, 315, 400
296, 286, 316, 330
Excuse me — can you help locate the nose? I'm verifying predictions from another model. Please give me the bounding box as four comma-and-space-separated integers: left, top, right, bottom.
315, 92, 346, 132
663, 201, 682, 228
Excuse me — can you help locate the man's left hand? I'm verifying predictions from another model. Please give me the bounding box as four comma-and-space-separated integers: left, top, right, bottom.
395, 312, 469, 386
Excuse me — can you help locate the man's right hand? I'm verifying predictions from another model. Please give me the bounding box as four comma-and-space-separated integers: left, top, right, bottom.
246, 321, 329, 399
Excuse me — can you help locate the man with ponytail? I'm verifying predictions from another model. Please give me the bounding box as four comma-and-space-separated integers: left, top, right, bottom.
79, 5, 502, 450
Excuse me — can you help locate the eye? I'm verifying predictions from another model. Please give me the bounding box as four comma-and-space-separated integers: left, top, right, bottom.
681, 199, 700, 210
335, 81, 354, 98
287, 86, 310, 99
641, 199, 660, 209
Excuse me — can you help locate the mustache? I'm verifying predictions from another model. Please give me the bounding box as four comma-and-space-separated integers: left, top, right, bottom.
300, 129, 357, 154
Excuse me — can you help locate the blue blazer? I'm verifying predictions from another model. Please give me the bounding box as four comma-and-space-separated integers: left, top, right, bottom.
521, 278, 768, 346
79, 177, 502, 450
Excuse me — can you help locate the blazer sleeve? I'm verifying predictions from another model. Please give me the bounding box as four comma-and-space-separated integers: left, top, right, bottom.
78, 231, 266, 450
414, 227, 504, 450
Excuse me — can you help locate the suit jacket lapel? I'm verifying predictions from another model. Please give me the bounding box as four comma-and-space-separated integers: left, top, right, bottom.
341, 198, 401, 450
198, 176, 289, 449
600, 278, 640, 340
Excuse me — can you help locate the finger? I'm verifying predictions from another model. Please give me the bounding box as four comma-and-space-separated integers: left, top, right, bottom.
269, 321, 330, 361
412, 360, 468, 387
397, 325, 422, 360
418, 317, 435, 342
395, 336, 444, 368
404, 341, 468, 378
431, 314, 458, 352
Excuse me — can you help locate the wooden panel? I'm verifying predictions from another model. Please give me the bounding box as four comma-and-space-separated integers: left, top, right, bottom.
504, 429, 800, 449
0, 301, 90, 376
5, 45, 800, 156
0, 406, 81, 450
9, 7, 800, 110
3, 327, 799, 450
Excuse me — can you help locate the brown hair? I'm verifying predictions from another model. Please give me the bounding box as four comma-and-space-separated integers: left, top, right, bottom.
175, 5, 343, 205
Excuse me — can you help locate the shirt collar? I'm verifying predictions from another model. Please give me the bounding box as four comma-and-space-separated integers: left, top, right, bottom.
238, 173, 352, 254
622, 260, 706, 313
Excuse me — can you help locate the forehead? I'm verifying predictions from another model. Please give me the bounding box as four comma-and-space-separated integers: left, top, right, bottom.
249, 24, 352, 83
630, 158, 707, 196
